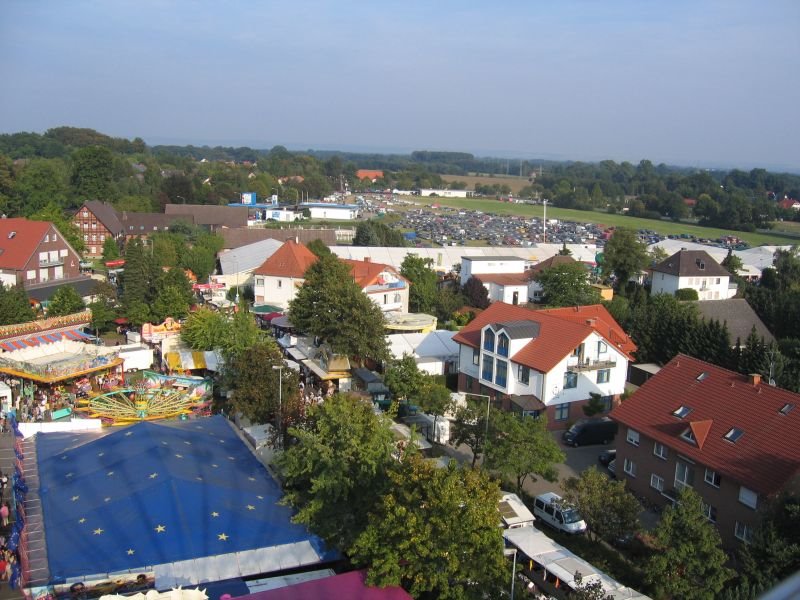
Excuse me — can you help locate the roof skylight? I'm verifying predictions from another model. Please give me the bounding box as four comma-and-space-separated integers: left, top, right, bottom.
672, 406, 693, 419
724, 427, 744, 443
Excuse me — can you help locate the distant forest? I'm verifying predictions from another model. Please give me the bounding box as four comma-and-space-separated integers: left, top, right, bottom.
1, 127, 800, 234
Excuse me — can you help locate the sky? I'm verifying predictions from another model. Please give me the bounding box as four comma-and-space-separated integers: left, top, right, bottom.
1, 0, 799, 170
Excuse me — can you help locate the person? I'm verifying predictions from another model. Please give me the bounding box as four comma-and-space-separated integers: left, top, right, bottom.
0, 503, 9, 527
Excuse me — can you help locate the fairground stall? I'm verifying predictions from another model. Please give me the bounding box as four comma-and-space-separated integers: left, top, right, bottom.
0, 341, 123, 422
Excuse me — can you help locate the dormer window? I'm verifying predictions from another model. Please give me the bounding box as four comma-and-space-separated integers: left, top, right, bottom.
483, 329, 495, 352
724, 427, 744, 443
780, 403, 795, 416
680, 428, 696, 445
673, 406, 692, 419
497, 333, 509, 357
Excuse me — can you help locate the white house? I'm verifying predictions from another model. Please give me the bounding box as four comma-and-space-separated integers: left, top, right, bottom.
472, 273, 531, 305
650, 250, 735, 301
299, 203, 360, 220
460, 255, 528, 286
418, 189, 474, 198
453, 303, 636, 428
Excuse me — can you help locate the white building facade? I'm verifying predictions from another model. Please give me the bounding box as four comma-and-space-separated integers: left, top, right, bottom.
300, 203, 360, 220
650, 250, 735, 301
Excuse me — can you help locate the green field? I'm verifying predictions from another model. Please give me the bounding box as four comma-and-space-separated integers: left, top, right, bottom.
410, 197, 795, 247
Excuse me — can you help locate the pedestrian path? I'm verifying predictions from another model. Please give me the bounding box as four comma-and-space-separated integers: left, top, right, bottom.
0, 431, 25, 600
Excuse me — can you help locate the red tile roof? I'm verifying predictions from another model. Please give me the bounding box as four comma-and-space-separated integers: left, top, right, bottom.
473, 272, 530, 286
0, 218, 51, 270
341, 259, 407, 289
610, 355, 800, 495
528, 255, 576, 274
453, 302, 633, 373
536, 305, 637, 359
356, 169, 384, 181
253, 240, 318, 278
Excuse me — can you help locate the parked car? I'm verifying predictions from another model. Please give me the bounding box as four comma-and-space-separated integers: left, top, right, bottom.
562, 417, 618, 447
532, 492, 587, 535
607, 459, 617, 478
598, 448, 616, 466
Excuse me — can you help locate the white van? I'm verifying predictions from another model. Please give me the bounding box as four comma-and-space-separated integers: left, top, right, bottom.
533, 492, 587, 534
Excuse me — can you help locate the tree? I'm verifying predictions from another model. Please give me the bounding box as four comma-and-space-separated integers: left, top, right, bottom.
87, 280, 117, 334
562, 467, 641, 543
306, 238, 332, 258
649, 245, 669, 266
461, 276, 490, 309
485, 410, 564, 494
0, 284, 35, 325
47, 286, 85, 316
277, 394, 395, 550
384, 354, 424, 403
675, 288, 700, 301
558, 242, 572, 256
582, 392, 607, 417
572, 573, 615, 600
220, 303, 262, 362
645, 488, 733, 599
351, 455, 507, 600
534, 262, 601, 307
102, 236, 120, 262
416, 378, 454, 442
70, 145, 115, 199
601, 228, 648, 291
121, 238, 157, 320
180, 307, 228, 351
289, 253, 388, 362
721, 249, 743, 277
400, 254, 439, 314
452, 397, 490, 468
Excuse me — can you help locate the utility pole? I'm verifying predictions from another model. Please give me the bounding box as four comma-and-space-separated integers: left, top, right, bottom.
543, 199, 548, 243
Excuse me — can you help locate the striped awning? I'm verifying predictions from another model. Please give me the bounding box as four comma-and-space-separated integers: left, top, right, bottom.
0, 329, 91, 352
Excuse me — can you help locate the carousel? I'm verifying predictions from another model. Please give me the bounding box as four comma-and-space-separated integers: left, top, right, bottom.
74, 371, 212, 425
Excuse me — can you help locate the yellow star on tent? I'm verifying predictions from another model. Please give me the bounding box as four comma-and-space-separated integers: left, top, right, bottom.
256, 495, 264, 500
246, 504, 255, 511
155, 524, 166, 533
248, 477, 256, 482
79, 518, 86, 524
93, 528, 104, 535
104, 497, 111, 503
149, 472, 158, 479
175, 454, 183, 459
127, 549, 135, 556
71, 495, 80, 502
65, 472, 73, 478
211, 512, 219, 518
218, 533, 229, 541
107, 471, 114, 477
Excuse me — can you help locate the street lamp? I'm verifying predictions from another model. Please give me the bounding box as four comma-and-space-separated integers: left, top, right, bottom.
504, 548, 518, 599
464, 392, 493, 439
272, 364, 283, 447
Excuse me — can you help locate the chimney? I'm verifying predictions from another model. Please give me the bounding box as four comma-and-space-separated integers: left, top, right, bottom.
364, 256, 371, 263
585, 318, 596, 326
748, 373, 761, 386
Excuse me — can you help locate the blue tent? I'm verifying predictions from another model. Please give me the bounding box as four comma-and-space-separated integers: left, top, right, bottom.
37, 416, 336, 583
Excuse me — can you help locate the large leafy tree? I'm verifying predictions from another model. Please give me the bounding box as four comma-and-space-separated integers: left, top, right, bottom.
562, 467, 641, 543
277, 394, 395, 550
121, 238, 158, 324
534, 262, 601, 307
151, 267, 194, 322
416, 378, 453, 442
220, 303, 262, 362
180, 307, 228, 351
47, 286, 85, 316
485, 410, 564, 494
70, 145, 115, 200
400, 254, 439, 314
289, 253, 388, 362
0, 283, 35, 325
451, 397, 490, 468
351, 455, 507, 600
645, 488, 733, 600
461, 275, 490, 309
601, 227, 648, 291
87, 280, 118, 334
384, 354, 424, 402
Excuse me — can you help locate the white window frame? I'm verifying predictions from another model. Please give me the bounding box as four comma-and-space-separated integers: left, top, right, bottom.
653, 442, 667, 460
735, 521, 753, 543
626, 428, 640, 446
597, 341, 608, 354
597, 369, 610, 384
702, 503, 717, 523
738, 486, 757, 509
623, 458, 637, 477
650, 474, 664, 491
554, 403, 569, 421
472, 348, 479, 366
704, 468, 721, 488
26, 270, 35, 280
675, 462, 694, 490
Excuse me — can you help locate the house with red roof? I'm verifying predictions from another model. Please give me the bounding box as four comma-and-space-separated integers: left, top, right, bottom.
356, 169, 385, 182
460, 255, 533, 305
610, 355, 800, 548
777, 197, 800, 211
453, 302, 636, 427
252, 241, 410, 312
0, 218, 82, 287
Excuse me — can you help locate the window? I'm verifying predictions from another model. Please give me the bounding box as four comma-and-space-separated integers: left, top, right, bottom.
564, 371, 578, 389
626, 428, 640, 446
26, 270, 35, 280
497, 333, 509, 357
597, 341, 608, 354
680, 428, 696, 445
483, 329, 495, 352
554, 403, 569, 421
482, 355, 494, 382
623, 458, 637, 477
600, 395, 613, 412
650, 474, 664, 492
597, 369, 610, 384
44, 234, 49, 242
91, 234, 97, 241
383, 294, 388, 305
100, 235, 105, 241
472, 348, 479, 366
572, 344, 583, 357
735, 521, 753, 543
495, 360, 508, 387
739, 487, 757, 509
675, 462, 694, 490
277, 280, 282, 289
517, 365, 530, 385
703, 503, 717, 523
83, 235, 89, 241
82, 211, 88, 217
725, 427, 744, 443
704, 469, 721, 488
53, 234, 57, 242
673, 405, 692, 418
59, 249, 68, 257
653, 442, 668, 459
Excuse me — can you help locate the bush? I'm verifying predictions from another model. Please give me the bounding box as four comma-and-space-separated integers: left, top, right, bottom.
675, 288, 699, 301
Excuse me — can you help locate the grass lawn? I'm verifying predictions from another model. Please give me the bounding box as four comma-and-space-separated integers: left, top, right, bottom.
408, 196, 796, 247
439, 173, 532, 195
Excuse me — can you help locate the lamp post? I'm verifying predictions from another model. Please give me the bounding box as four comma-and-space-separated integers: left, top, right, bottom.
464, 392, 492, 442
504, 548, 518, 599
272, 364, 283, 447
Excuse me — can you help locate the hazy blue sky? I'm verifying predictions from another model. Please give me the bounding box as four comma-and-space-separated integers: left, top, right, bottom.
1, 1, 798, 169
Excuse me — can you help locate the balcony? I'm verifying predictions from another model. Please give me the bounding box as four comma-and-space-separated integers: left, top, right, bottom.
39, 258, 64, 268
568, 359, 617, 372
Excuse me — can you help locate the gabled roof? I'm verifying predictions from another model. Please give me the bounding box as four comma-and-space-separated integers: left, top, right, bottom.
164, 204, 249, 228
119, 211, 196, 231
0, 218, 51, 270
453, 302, 632, 373
528, 254, 576, 274
610, 355, 800, 496
253, 240, 318, 278
355, 169, 385, 180
693, 299, 775, 345
651, 250, 729, 278
78, 201, 123, 235
219, 228, 337, 250
537, 305, 637, 358
340, 259, 408, 289
474, 272, 530, 286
